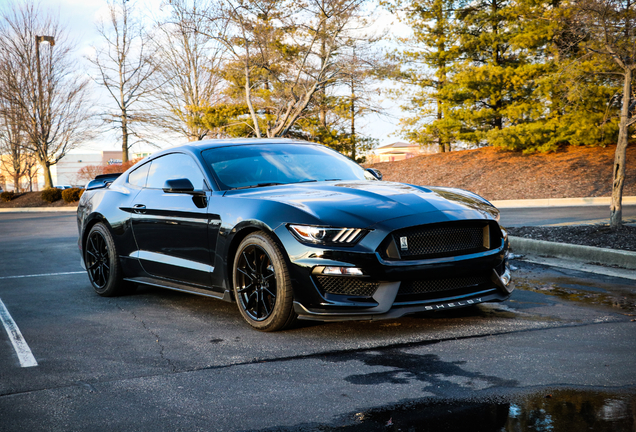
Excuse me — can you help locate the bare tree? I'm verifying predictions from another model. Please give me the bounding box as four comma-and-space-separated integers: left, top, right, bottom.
0, 90, 27, 192
21, 154, 39, 191
150, 0, 227, 141
0, 62, 41, 192
190, 0, 370, 138
0, 2, 94, 189
75, 164, 106, 186
87, 0, 158, 162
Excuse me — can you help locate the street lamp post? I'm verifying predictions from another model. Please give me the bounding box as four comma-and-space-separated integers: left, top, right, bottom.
35, 35, 55, 188
35, 35, 55, 121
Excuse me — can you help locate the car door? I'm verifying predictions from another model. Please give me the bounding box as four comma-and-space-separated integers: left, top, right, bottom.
130, 152, 214, 286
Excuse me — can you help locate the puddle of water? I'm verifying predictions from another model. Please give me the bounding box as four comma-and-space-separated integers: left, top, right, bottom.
508, 261, 636, 314
319, 389, 636, 431
514, 279, 636, 314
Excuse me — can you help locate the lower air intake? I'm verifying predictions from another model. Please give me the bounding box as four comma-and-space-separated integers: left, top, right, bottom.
314, 276, 379, 296
399, 275, 490, 295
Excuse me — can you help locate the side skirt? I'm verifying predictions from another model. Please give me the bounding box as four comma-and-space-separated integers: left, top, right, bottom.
124, 276, 233, 303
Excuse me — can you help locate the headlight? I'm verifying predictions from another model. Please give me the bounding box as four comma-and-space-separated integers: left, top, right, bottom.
287, 224, 369, 246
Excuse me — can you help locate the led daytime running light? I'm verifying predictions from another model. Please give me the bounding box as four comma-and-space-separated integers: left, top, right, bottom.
288, 225, 367, 246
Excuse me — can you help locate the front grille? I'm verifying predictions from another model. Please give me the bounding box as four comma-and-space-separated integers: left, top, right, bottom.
399, 275, 490, 296
386, 222, 496, 260
314, 276, 379, 296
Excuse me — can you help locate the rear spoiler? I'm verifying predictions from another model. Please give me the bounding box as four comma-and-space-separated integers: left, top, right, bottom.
86, 173, 122, 190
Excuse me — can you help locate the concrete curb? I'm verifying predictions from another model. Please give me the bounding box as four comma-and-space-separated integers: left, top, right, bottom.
492, 196, 636, 208
0, 207, 76, 213
509, 236, 636, 270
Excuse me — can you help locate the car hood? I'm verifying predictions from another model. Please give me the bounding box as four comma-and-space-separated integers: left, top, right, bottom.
225, 181, 498, 228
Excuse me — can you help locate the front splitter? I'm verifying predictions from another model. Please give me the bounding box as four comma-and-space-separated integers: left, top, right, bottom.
294, 289, 510, 322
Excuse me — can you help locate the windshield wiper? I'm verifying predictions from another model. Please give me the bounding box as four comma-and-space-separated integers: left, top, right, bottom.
234, 182, 285, 190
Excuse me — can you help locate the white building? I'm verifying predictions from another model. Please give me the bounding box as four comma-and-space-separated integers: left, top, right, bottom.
368, 142, 430, 163
1, 150, 151, 192
53, 150, 123, 187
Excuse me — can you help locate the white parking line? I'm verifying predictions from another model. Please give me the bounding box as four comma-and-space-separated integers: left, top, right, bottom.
0, 271, 85, 280
0, 298, 38, 367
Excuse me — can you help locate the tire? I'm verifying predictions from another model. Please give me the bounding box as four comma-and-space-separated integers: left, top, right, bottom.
84, 222, 130, 296
233, 231, 297, 331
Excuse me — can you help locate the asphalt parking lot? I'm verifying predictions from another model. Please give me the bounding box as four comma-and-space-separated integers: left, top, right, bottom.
1, 212, 635, 431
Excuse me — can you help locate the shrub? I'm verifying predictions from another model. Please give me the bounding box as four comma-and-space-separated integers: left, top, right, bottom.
41, 188, 62, 203
61, 187, 83, 203
1, 191, 15, 202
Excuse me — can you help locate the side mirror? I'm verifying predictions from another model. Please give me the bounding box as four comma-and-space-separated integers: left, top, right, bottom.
163, 178, 195, 193
365, 168, 383, 181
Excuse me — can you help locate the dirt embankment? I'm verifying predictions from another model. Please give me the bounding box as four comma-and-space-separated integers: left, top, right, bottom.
368, 145, 636, 202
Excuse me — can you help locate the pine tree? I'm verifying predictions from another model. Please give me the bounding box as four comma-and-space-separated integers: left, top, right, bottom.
385, 0, 462, 152
485, 1, 620, 152
437, 0, 553, 144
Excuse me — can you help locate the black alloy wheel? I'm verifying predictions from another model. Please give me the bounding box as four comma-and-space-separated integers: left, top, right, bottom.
233, 232, 296, 331
86, 229, 110, 289
85, 223, 128, 296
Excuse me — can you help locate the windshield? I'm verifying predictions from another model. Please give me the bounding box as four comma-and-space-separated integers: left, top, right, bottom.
202, 143, 370, 190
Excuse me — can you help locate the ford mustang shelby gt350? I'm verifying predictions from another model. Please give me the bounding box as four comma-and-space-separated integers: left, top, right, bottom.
77, 138, 512, 331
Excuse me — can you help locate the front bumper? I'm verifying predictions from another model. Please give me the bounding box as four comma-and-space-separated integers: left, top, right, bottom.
293, 267, 512, 321
286, 245, 512, 321
276, 217, 513, 322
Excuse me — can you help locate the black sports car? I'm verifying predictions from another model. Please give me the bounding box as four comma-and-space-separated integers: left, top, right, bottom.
77, 138, 512, 331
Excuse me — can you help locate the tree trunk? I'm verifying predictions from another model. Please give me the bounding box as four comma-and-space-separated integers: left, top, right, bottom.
350, 76, 356, 161
609, 68, 632, 228
121, 110, 129, 163
39, 158, 54, 189
319, 26, 327, 129
437, 100, 445, 152
12, 172, 20, 193
244, 65, 261, 138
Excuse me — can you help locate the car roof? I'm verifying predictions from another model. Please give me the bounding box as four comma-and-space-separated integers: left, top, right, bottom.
148, 138, 318, 160
148, 138, 321, 160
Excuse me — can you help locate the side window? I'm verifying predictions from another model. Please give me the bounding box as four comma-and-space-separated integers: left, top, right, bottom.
128, 162, 150, 187
145, 153, 206, 190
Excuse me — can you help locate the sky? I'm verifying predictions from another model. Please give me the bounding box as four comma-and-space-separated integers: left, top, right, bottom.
42, 0, 408, 154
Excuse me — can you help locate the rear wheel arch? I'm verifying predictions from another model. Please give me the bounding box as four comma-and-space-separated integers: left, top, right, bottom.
84, 221, 133, 296
82, 214, 111, 255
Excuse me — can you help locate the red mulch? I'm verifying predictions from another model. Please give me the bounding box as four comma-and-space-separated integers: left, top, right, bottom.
368, 144, 636, 202
0, 192, 76, 208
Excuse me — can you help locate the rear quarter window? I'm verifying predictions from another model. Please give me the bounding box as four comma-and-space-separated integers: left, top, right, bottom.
128, 163, 150, 187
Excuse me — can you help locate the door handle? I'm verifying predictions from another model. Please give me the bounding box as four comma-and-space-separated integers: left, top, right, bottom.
132, 204, 146, 214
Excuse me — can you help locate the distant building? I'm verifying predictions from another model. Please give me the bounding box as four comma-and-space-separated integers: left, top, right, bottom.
0, 150, 151, 191
53, 151, 121, 188
371, 142, 435, 163
54, 150, 151, 187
